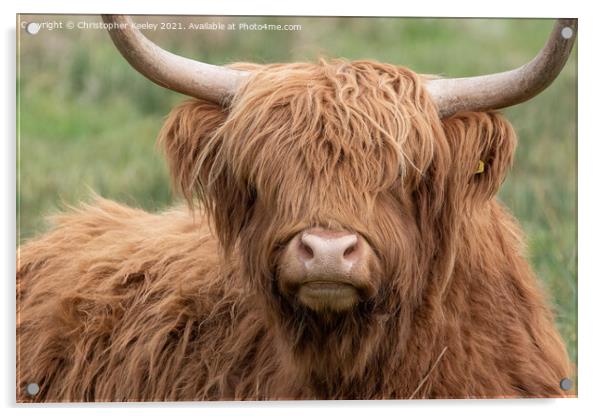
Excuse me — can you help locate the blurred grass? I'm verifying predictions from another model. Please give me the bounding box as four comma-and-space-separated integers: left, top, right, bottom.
17, 16, 577, 365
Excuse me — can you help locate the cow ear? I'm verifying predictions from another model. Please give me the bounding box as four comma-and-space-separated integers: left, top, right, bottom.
158, 99, 252, 252
442, 112, 517, 205
158, 99, 228, 205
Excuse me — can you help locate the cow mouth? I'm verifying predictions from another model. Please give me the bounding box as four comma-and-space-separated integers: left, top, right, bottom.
296, 279, 361, 312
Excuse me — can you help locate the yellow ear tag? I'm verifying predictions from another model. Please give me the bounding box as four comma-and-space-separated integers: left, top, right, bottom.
475, 160, 485, 174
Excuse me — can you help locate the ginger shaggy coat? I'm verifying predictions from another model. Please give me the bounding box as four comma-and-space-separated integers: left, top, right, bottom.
17, 60, 572, 401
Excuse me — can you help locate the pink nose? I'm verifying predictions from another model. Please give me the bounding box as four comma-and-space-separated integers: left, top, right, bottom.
297, 228, 362, 276
279, 227, 376, 311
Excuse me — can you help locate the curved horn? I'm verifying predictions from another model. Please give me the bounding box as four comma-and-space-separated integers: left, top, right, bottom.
101, 15, 249, 105
427, 19, 577, 118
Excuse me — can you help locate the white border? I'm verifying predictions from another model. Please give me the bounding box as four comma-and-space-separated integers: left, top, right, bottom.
3, 1, 600, 415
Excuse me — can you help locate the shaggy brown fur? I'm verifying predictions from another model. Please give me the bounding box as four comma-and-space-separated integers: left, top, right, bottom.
17, 60, 572, 401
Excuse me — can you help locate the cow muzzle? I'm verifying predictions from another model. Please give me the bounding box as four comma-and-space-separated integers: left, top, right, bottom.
278, 227, 377, 312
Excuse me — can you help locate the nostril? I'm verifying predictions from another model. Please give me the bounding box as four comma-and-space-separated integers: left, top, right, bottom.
298, 238, 314, 260
343, 242, 357, 258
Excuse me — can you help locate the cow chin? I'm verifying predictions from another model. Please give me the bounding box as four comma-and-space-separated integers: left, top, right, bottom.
277, 227, 380, 313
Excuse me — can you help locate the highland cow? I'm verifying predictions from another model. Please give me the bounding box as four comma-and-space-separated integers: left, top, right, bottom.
17, 16, 576, 401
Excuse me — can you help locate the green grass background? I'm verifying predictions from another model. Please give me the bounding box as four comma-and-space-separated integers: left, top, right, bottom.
17, 15, 577, 366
